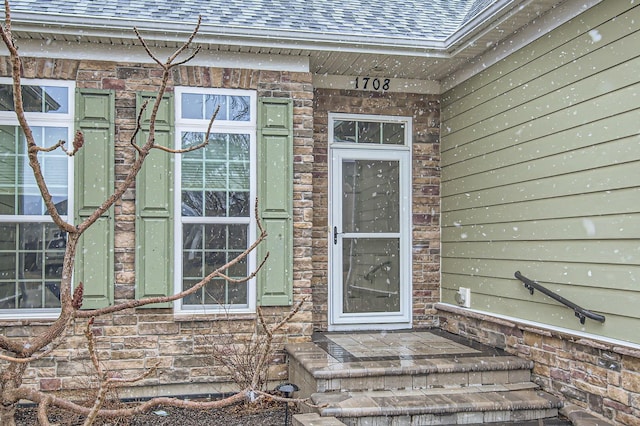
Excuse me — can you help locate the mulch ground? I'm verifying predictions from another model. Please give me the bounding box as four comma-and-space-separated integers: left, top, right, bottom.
17, 400, 294, 425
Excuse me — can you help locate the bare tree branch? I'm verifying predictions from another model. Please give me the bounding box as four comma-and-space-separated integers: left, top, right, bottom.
0, 0, 75, 235
15, 386, 250, 419
36, 396, 52, 426
76, 215, 267, 317
153, 105, 220, 154
0, 4, 294, 424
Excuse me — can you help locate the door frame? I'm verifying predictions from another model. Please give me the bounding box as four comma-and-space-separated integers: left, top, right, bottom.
327, 113, 413, 331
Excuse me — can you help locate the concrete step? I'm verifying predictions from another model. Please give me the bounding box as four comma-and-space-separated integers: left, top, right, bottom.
287, 341, 534, 397
560, 404, 616, 426
286, 331, 565, 426
311, 388, 563, 426
293, 413, 347, 426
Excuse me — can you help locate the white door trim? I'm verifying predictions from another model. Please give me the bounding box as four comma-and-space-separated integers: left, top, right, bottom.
327, 113, 412, 331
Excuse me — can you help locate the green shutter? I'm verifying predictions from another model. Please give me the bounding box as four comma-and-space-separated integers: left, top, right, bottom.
257, 98, 293, 306
135, 92, 174, 308
75, 89, 115, 309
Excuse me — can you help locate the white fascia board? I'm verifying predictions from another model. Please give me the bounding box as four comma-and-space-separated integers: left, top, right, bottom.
443, 0, 518, 52
440, 0, 602, 91
0, 38, 310, 73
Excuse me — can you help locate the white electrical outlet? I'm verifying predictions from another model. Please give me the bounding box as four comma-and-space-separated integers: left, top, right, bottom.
455, 287, 471, 308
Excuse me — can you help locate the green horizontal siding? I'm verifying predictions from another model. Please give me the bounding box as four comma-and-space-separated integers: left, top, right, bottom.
442, 258, 638, 292
443, 141, 640, 201
444, 188, 640, 226
442, 214, 640, 243
442, 80, 640, 167
442, 108, 640, 181
441, 1, 639, 113
441, 286, 638, 343
441, 276, 639, 318
440, 1, 640, 345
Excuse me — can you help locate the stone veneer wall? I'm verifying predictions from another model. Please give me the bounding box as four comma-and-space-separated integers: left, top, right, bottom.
311, 88, 441, 330
0, 57, 314, 397
437, 304, 640, 426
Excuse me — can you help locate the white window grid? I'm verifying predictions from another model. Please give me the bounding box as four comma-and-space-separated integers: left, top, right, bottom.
173, 87, 257, 314
0, 78, 75, 319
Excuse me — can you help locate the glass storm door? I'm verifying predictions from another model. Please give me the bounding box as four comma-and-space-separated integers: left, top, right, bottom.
330, 148, 411, 330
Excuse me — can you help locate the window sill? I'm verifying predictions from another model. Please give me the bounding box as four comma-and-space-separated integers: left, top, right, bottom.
173, 312, 257, 322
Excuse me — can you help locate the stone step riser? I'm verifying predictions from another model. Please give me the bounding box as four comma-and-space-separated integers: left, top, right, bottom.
336, 408, 559, 426
289, 358, 533, 396
320, 369, 531, 393
312, 389, 562, 426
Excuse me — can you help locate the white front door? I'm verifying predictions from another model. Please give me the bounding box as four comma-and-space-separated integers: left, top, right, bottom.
328, 114, 412, 330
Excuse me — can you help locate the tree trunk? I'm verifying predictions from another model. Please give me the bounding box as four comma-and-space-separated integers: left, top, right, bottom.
1, 363, 26, 426
0, 404, 17, 426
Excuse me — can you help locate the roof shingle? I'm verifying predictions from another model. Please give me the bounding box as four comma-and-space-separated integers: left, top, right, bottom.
7, 0, 488, 41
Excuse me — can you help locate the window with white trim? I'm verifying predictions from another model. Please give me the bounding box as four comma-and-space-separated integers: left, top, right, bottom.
0, 79, 75, 314
174, 88, 257, 313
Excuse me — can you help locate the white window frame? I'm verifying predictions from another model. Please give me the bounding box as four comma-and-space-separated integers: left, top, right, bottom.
0, 78, 75, 319
173, 87, 257, 314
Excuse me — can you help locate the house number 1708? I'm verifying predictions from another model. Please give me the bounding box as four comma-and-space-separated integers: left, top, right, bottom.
354, 77, 391, 91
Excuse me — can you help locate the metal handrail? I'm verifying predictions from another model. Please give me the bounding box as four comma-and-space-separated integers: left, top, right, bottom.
514, 271, 605, 325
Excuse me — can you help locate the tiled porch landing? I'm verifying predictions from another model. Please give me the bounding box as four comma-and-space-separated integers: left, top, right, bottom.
286, 329, 566, 426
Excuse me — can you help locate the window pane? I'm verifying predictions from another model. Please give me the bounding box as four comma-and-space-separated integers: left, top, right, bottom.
0, 253, 16, 280
229, 192, 249, 217
18, 194, 43, 216
342, 159, 400, 233
43, 86, 68, 113
358, 121, 382, 144
228, 225, 247, 250
182, 279, 203, 305
181, 93, 203, 119
182, 191, 203, 216
228, 282, 247, 304
204, 191, 226, 217
229, 96, 250, 121
203, 280, 225, 304
182, 133, 250, 218
1, 125, 68, 216
382, 123, 405, 145
0, 126, 17, 214
206, 95, 227, 121
22, 86, 43, 113
0, 223, 63, 309
229, 134, 249, 161
181, 93, 251, 122
204, 251, 226, 275
334, 120, 356, 143
206, 133, 227, 158
0, 282, 19, 309
229, 163, 249, 190
334, 120, 406, 145
181, 131, 205, 151
0, 85, 68, 114
181, 161, 203, 189
181, 223, 249, 307
0, 85, 14, 111
23, 85, 68, 114
204, 162, 227, 189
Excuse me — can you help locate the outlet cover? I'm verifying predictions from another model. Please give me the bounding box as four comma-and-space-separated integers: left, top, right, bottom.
456, 287, 471, 308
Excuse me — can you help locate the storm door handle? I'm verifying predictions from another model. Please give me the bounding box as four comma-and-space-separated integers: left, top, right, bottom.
333, 226, 341, 245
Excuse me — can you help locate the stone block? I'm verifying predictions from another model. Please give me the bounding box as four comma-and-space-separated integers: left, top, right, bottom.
621, 371, 640, 393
